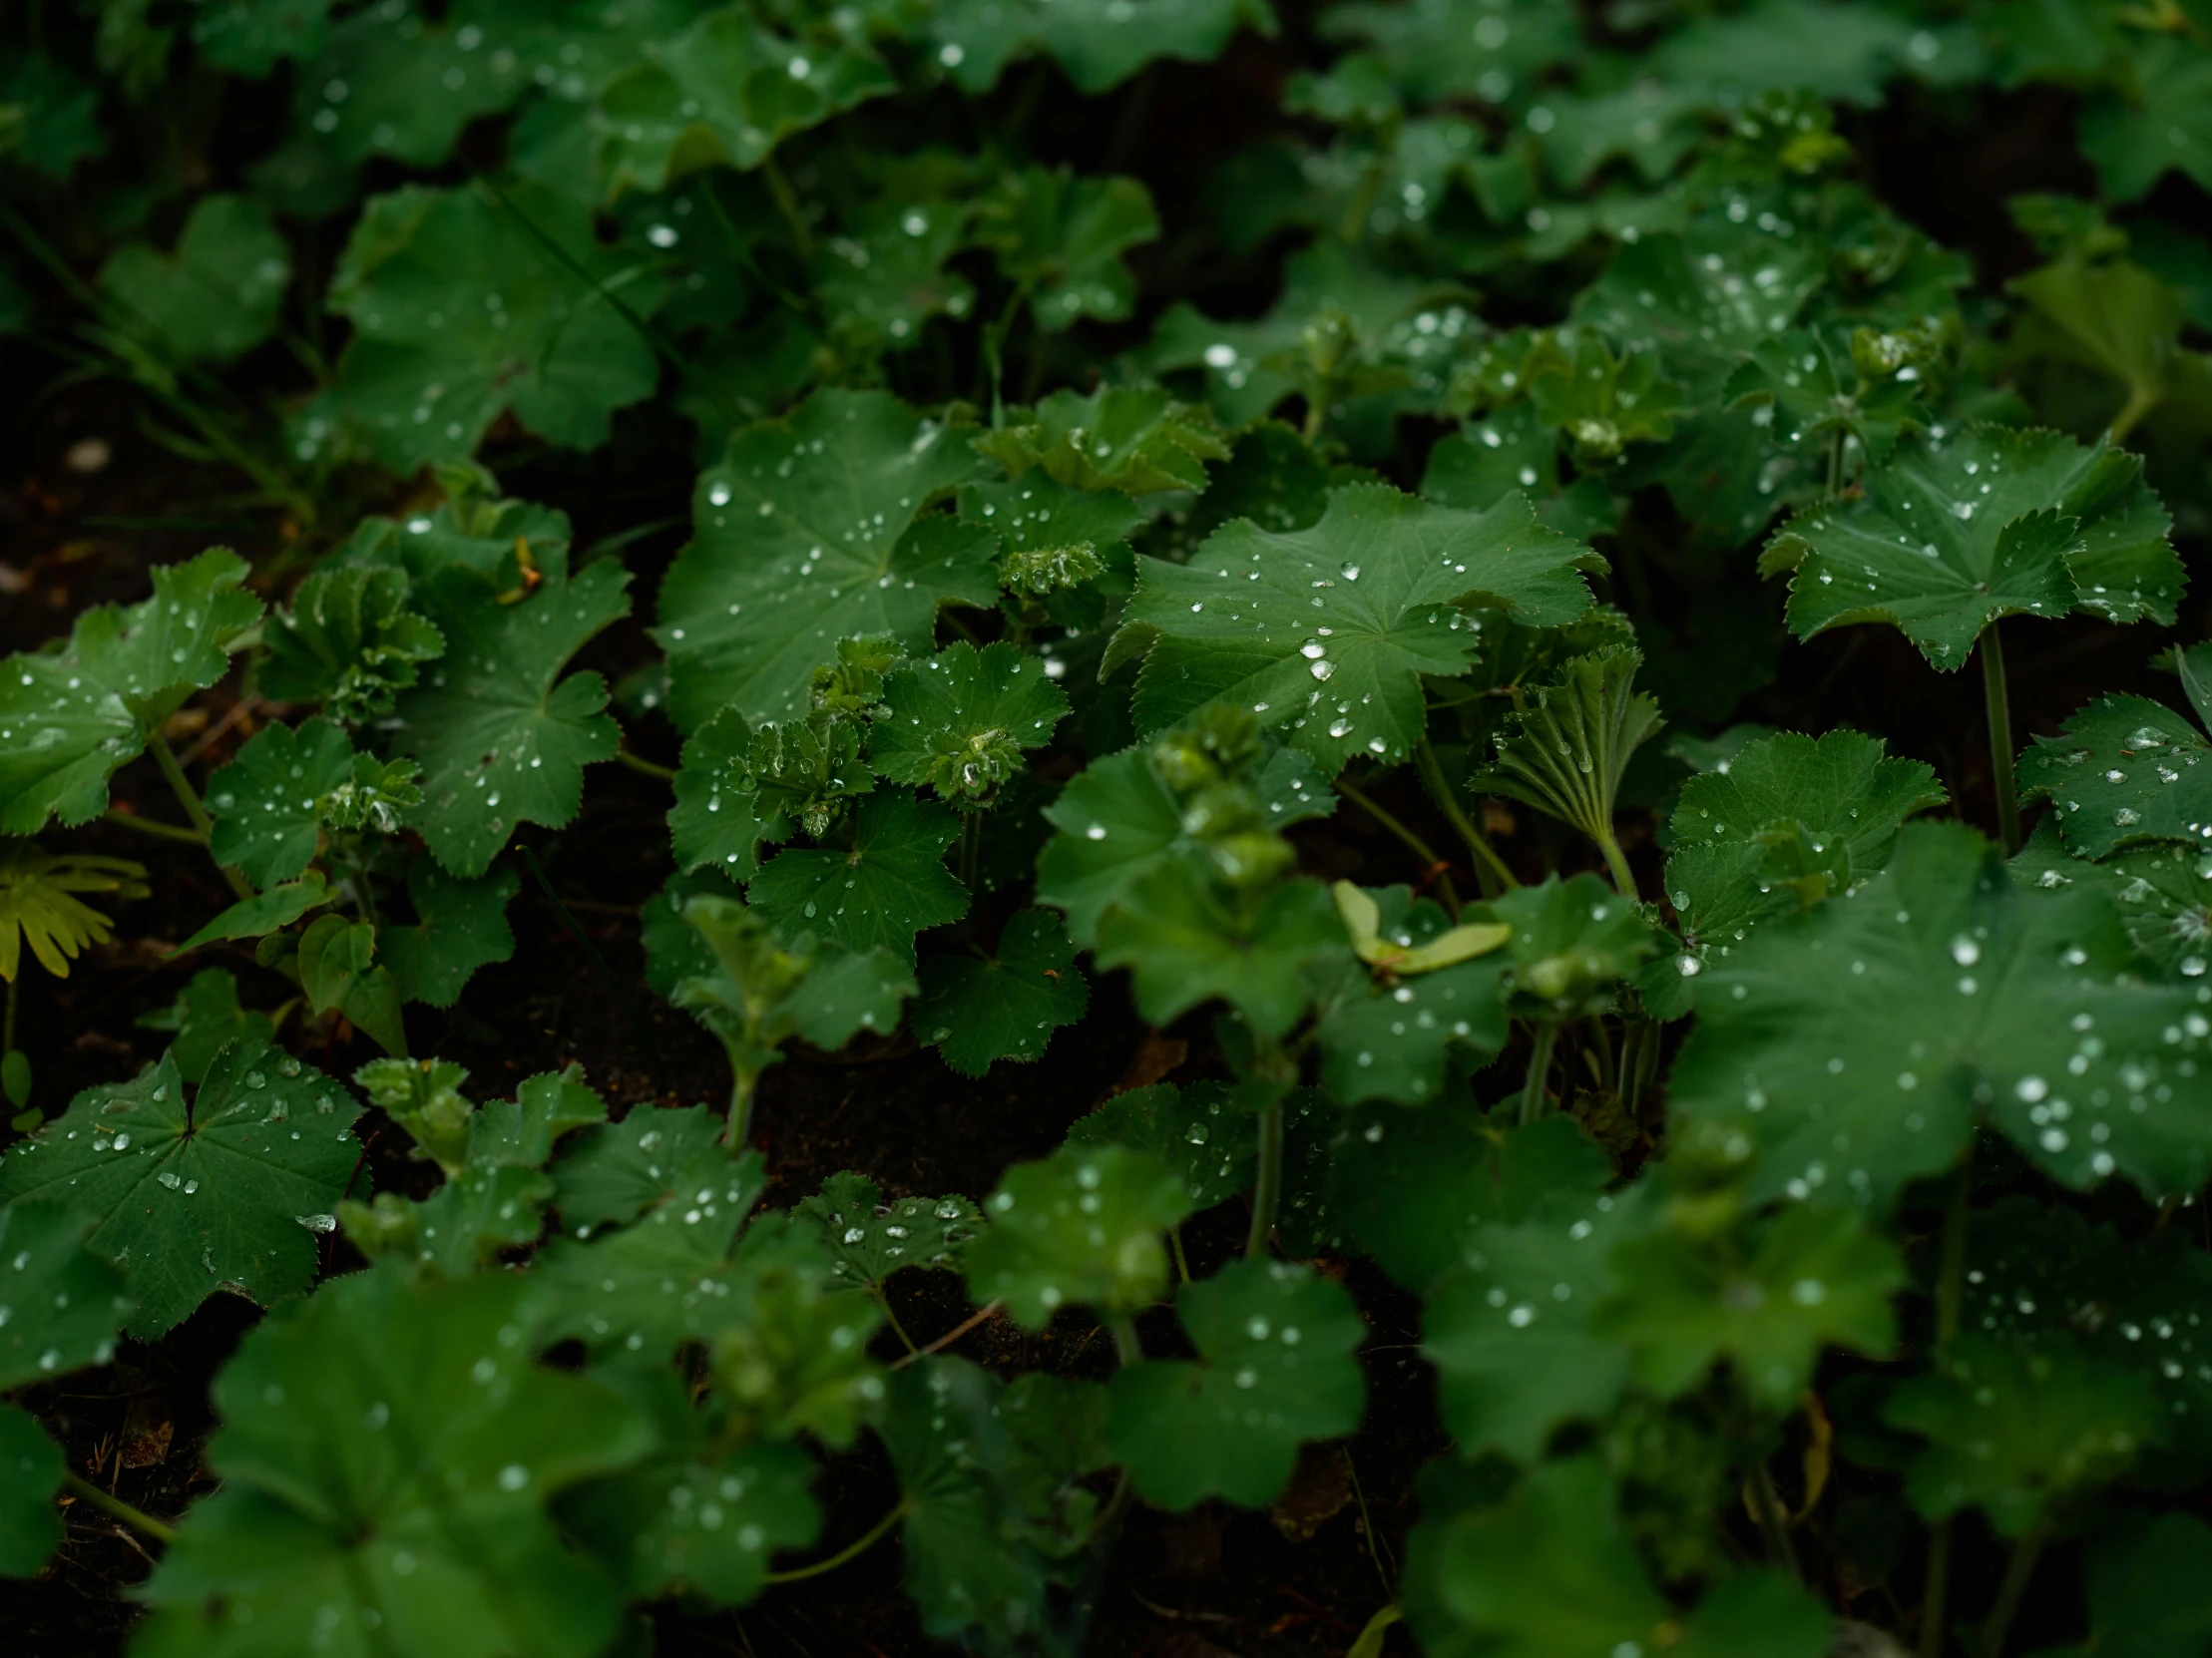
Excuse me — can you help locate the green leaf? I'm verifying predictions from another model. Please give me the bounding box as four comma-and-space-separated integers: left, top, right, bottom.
1036, 739, 1332, 946
0, 842, 147, 980
870, 642, 1070, 808
135, 967, 276, 1085
810, 191, 980, 362
1329, 1110, 1610, 1294
0, 549, 261, 834
259, 566, 446, 723
592, 6, 894, 195
702, 1225, 887, 1448
98, 195, 290, 365
297, 913, 407, 1055
1663, 727, 1947, 961
380, 859, 519, 1008
468, 1065, 610, 1170
1096, 864, 1348, 1039
1761, 427, 2181, 670
2072, 1514, 2212, 1658
2008, 818, 2212, 978
559, 1370, 821, 1608
356, 1056, 474, 1173
1884, 1331, 2162, 1536
977, 169, 1158, 333
1485, 646, 1663, 858
206, 718, 359, 888
2079, 34, 2212, 203
1422, 1184, 1656, 1462
1315, 886, 1512, 1105
975, 384, 1229, 497
0, 1200, 134, 1387
1576, 223, 1828, 401
668, 706, 798, 881
321, 183, 663, 471
344, 1163, 557, 1278
267, 2, 528, 171
0, 1043, 363, 1338
1117, 483, 1598, 768
1723, 324, 1929, 468
2018, 687, 2212, 861
551, 1102, 736, 1236
0, 1404, 64, 1578
794, 1171, 983, 1293
1107, 1257, 1366, 1509
916, 908, 1088, 1076
1489, 872, 1662, 1021
1065, 1081, 1257, 1210
391, 550, 632, 878
929, 0, 1276, 95
193, 0, 336, 77
1526, 330, 1684, 465
1320, 0, 1578, 108
748, 790, 969, 967
658, 389, 994, 729
1666, 822, 2212, 1212
177, 871, 332, 954
963, 1142, 1193, 1329
1598, 1202, 1902, 1408
135, 1267, 657, 1658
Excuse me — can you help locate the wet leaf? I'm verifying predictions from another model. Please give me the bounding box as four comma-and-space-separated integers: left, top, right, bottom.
962, 1142, 1192, 1328
915, 908, 1088, 1076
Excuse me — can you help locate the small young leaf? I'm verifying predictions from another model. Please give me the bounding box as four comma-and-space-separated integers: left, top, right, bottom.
915, 909, 1088, 1077
1095, 863, 1347, 1039
748, 790, 969, 967
0, 1043, 363, 1338
976, 171, 1159, 333
928, 0, 1275, 95
1107, 1257, 1366, 1509
1489, 873, 1663, 1021
206, 718, 359, 888
1526, 330, 1683, 464
0, 842, 148, 980
1484, 646, 1663, 858
551, 1103, 737, 1235
668, 706, 797, 881
259, 566, 445, 723
2019, 687, 2212, 860
974, 383, 1226, 493
1065, 1081, 1258, 1210
963, 1143, 1193, 1328
1723, 324, 1929, 469
379, 858, 518, 1009
795, 1171, 984, 1293
869, 642, 1071, 808
99, 194, 290, 364
134, 967, 276, 1085
177, 870, 332, 953
297, 913, 407, 1055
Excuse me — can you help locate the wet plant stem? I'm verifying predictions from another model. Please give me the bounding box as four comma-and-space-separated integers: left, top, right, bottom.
148, 733, 252, 901
726, 1065, 761, 1153
958, 811, 983, 892
762, 1499, 909, 1584
1333, 774, 1462, 918
615, 747, 676, 782
1594, 824, 1639, 902
1170, 1226, 1191, 1284
63, 1473, 175, 1545
1980, 624, 2021, 856
1519, 1023, 1558, 1125
101, 809, 206, 845
1247, 1096, 1285, 1258
1413, 735, 1517, 894
1920, 1148, 1976, 1658
873, 1285, 920, 1357
1980, 1513, 2050, 1658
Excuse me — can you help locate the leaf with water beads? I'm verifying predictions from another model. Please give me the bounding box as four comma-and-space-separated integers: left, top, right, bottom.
551, 1102, 738, 1236
974, 383, 1226, 494
1488, 872, 1663, 1022
1116, 482, 1599, 770
0, 1042, 363, 1338
1066, 1081, 1257, 1210
99, 194, 291, 365
1666, 821, 2212, 1214
1107, 1257, 1366, 1510
205, 718, 359, 888
0, 1403, 65, 1577
747, 789, 969, 967
962, 1142, 1193, 1329
379, 857, 519, 1009
658, 390, 995, 731
1096, 864, 1349, 1040
1759, 426, 2182, 670
1722, 324, 1929, 469
260, 566, 446, 724
134, 1266, 658, 1658
869, 642, 1071, 809
1315, 885, 1512, 1106
1483, 646, 1663, 867
795, 1170, 984, 1294
2010, 819, 2212, 978
976, 170, 1160, 334
927, 0, 1276, 95
667, 706, 797, 882
916, 908, 1088, 1077
135, 967, 277, 1085
0, 549, 261, 835
2019, 683, 2212, 861
0, 1200, 134, 1389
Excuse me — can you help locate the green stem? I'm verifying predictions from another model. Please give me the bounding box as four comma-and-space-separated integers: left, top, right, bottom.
1827, 425, 1847, 497
1333, 775, 1462, 919
1108, 1316, 1143, 1369
872, 1285, 920, 1357
615, 747, 677, 782
758, 153, 814, 258
1979, 624, 2021, 856
726, 1065, 759, 1152
148, 734, 252, 900
763, 1499, 909, 1584
1519, 1023, 1558, 1126
1169, 1226, 1191, 1285
62, 1472, 176, 1545
1921, 1523, 1955, 1658
2107, 382, 2161, 445
1344, 1447, 1395, 1599
958, 810, 983, 893
4, 974, 17, 1056
101, 809, 207, 845
1747, 1461, 1799, 1581
1979, 1513, 2049, 1658
1246, 1096, 1285, 1258
1595, 824, 1639, 901
1920, 1148, 1976, 1658
1414, 737, 1517, 894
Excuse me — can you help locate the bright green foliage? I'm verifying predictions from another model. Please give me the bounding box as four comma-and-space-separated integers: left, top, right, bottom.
1097, 864, 1346, 1038
136, 967, 276, 1084
746, 791, 968, 965
1762, 427, 2182, 668
1118, 483, 1597, 768
975, 384, 1229, 495
1885, 1332, 2162, 1536
2019, 680, 2212, 860
795, 1171, 983, 1293
134, 1267, 658, 1658
1525, 330, 1683, 465
296, 912, 407, 1054
1484, 648, 1663, 867
2008, 255, 2196, 439
870, 642, 1070, 806
964, 1142, 1193, 1329
929, 0, 1276, 95
0, 1043, 361, 1337
704, 1243, 885, 1446
359, 1056, 476, 1173
1316, 884, 1512, 1104
976, 169, 1159, 333
1065, 1081, 1257, 1209
669, 707, 799, 879
1664, 728, 1947, 961
1668, 822, 2212, 1210
551, 1102, 738, 1236
0, 842, 146, 981
1108, 1258, 1365, 1509
206, 718, 359, 887
1724, 325, 1930, 469
2010, 820, 2212, 976
915, 908, 1088, 1076
99, 195, 290, 364
592, 7, 893, 194
322, 184, 663, 471
1489, 873, 1662, 1021
0, 1404, 65, 1577
259, 566, 446, 723
178, 871, 333, 954
0, 1200, 134, 1387
389, 544, 631, 878
379, 859, 518, 1008
978, 475, 1131, 600
1598, 1202, 1902, 1408
0, 550, 260, 834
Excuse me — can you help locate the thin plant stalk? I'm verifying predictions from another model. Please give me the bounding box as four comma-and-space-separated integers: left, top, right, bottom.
148, 734, 252, 901
872, 1285, 920, 1357
101, 809, 206, 845
1594, 824, 1639, 902
1413, 736, 1518, 894
958, 811, 983, 893
615, 747, 676, 782
1747, 1463, 1799, 1581
762, 1499, 909, 1584
1169, 1226, 1192, 1284
726, 1064, 762, 1153
1980, 1513, 2050, 1658
62, 1472, 176, 1545
1333, 774, 1462, 918
1108, 1316, 1144, 1369
1519, 1023, 1558, 1126
1919, 1147, 1976, 1658
1246, 1096, 1285, 1258
1980, 623, 2022, 856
